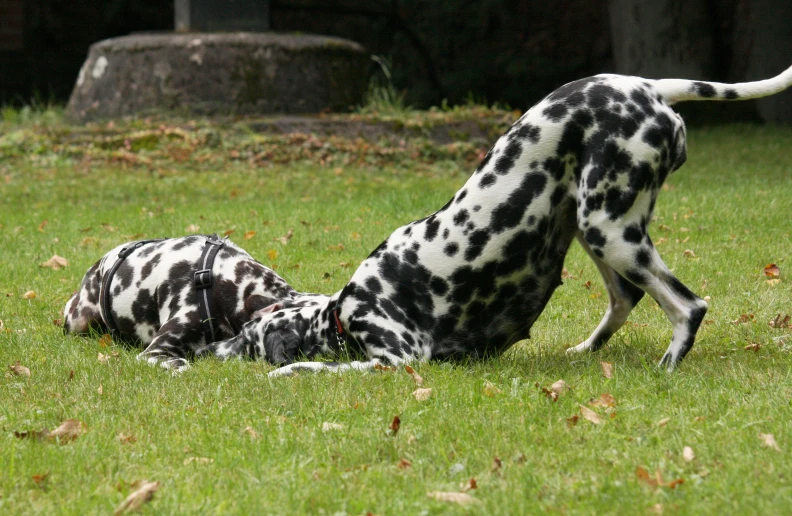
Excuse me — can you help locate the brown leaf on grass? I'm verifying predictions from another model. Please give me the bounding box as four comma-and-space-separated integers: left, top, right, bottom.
636, 466, 684, 489
404, 365, 423, 386
373, 363, 394, 372
274, 229, 293, 245
38, 220, 48, 232
566, 415, 580, 428
243, 230, 256, 240
397, 458, 412, 469
551, 379, 570, 396
183, 457, 213, 465
48, 419, 85, 443
589, 393, 616, 408
657, 418, 671, 427
350, 231, 361, 240
267, 249, 278, 261
98, 384, 104, 395
9, 361, 30, 377
321, 422, 345, 432
412, 388, 433, 401
23, 290, 36, 300
759, 433, 781, 451
113, 481, 160, 515
327, 243, 345, 251
40, 255, 68, 270
536, 382, 558, 402
601, 361, 614, 379
491, 456, 502, 473
32, 472, 49, 486
462, 477, 478, 491
243, 426, 259, 439
185, 224, 200, 233
483, 381, 502, 397
731, 313, 755, 325
744, 343, 762, 352
579, 405, 603, 425
68, 369, 74, 381
222, 229, 235, 237
763, 263, 781, 278
682, 249, 697, 259
683, 446, 695, 462
99, 334, 113, 347
117, 433, 137, 444
98, 352, 110, 364
426, 492, 481, 505
389, 415, 401, 435
769, 314, 791, 329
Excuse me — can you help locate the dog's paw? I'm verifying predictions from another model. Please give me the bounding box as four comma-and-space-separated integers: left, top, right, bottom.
565, 342, 592, 354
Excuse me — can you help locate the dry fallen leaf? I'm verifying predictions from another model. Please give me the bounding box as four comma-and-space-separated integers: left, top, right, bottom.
731, 313, 755, 325
38, 220, 48, 232
40, 255, 69, 270
683, 249, 697, 258
404, 365, 423, 386
462, 477, 478, 491
759, 433, 780, 451
97, 384, 104, 395
98, 352, 110, 364
48, 419, 85, 443
9, 361, 30, 377
183, 457, 213, 465
185, 224, 200, 233
274, 229, 293, 245
589, 393, 617, 408
32, 472, 49, 486
412, 388, 433, 401
243, 230, 256, 240
636, 466, 684, 489
483, 381, 502, 397
117, 433, 137, 444
601, 361, 614, 379
397, 458, 412, 469
551, 379, 570, 396
536, 382, 558, 402
267, 249, 278, 261
566, 414, 580, 428
243, 426, 259, 439
321, 422, 345, 432
23, 290, 36, 300
763, 263, 781, 278
579, 405, 603, 425
768, 314, 791, 329
657, 417, 671, 427
327, 243, 345, 251
491, 456, 502, 473
389, 415, 401, 435
683, 446, 695, 462
426, 492, 481, 505
744, 343, 762, 352
114, 481, 160, 515
99, 334, 113, 347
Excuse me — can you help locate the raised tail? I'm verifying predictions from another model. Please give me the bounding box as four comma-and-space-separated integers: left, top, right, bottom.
653, 63, 792, 105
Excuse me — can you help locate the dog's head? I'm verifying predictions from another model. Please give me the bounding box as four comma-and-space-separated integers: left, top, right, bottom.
212, 300, 334, 365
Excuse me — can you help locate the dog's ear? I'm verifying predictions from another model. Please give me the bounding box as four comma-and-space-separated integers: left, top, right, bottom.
250, 303, 284, 321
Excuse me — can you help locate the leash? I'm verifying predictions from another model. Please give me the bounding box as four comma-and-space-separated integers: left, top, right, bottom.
194, 235, 225, 344
100, 239, 165, 335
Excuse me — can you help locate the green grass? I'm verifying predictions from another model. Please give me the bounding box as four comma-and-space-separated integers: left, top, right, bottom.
1, 117, 791, 514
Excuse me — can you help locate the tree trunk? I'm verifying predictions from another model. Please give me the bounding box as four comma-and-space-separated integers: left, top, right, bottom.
608, 0, 714, 79
743, 0, 792, 124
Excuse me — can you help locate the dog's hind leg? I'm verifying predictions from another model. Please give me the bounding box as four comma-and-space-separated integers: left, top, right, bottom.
578, 219, 708, 370
567, 232, 646, 354
137, 313, 203, 372
268, 358, 391, 377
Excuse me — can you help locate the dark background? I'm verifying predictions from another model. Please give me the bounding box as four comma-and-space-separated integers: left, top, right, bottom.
1, 0, 791, 122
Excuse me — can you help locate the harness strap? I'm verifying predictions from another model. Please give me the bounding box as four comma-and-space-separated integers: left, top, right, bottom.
100, 239, 165, 335
194, 235, 225, 344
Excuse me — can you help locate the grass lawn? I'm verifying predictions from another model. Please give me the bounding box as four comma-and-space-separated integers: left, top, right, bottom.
1, 112, 791, 514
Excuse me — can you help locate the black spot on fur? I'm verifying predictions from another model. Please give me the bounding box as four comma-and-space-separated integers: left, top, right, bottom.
479, 173, 497, 189
444, 242, 459, 257
490, 173, 547, 232
623, 225, 643, 244
585, 228, 607, 248
424, 217, 440, 242
543, 103, 568, 122
692, 82, 717, 98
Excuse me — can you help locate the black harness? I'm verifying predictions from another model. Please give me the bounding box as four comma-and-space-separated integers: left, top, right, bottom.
99, 235, 226, 343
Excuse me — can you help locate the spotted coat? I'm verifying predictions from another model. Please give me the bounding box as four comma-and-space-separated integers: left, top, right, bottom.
210, 65, 792, 375
63, 235, 327, 370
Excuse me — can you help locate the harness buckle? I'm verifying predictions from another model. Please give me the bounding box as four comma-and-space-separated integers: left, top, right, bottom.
193, 269, 213, 289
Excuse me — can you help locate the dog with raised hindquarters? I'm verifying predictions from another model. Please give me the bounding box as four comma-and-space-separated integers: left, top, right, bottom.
64, 234, 328, 371
206, 65, 792, 376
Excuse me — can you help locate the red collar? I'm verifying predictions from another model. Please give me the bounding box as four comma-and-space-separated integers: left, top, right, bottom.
333, 309, 344, 335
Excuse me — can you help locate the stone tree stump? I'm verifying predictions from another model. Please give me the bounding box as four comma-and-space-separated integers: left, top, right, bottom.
67, 32, 368, 122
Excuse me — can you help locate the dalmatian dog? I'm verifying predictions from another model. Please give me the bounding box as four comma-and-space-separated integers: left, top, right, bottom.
209, 64, 792, 375
64, 234, 327, 370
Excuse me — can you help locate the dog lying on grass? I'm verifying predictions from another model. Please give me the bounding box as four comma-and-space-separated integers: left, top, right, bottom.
207, 64, 792, 375
64, 234, 327, 370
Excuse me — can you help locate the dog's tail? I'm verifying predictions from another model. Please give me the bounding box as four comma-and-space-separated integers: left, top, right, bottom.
654, 63, 792, 105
